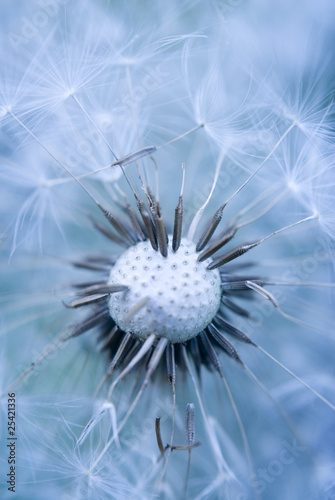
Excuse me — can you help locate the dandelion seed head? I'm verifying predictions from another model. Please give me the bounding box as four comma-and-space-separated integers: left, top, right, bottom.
108, 237, 221, 342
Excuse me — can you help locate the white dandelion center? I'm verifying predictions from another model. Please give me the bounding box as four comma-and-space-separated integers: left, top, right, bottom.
108, 237, 221, 342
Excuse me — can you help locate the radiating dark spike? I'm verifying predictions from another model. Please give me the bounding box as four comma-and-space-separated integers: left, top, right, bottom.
96, 317, 116, 343
185, 403, 195, 445
116, 336, 136, 367
207, 324, 244, 365
173, 343, 187, 372
76, 284, 128, 296
85, 255, 116, 264
153, 203, 168, 257
221, 297, 251, 318
222, 261, 255, 272
155, 417, 165, 455
119, 340, 142, 371
199, 332, 222, 375
188, 338, 202, 380
196, 203, 227, 252
72, 260, 111, 272
124, 202, 147, 241
184, 401, 195, 499
166, 344, 176, 386
107, 332, 132, 374
220, 273, 261, 283
112, 191, 144, 243
197, 227, 237, 262
207, 242, 259, 270
213, 315, 256, 345
172, 163, 185, 252
71, 280, 106, 289
64, 293, 108, 308
136, 199, 158, 251
197, 332, 214, 370
65, 309, 110, 339
90, 218, 127, 247
97, 203, 137, 246
172, 196, 183, 252
221, 279, 264, 291
111, 186, 146, 242
99, 325, 119, 351
112, 146, 157, 168
156, 217, 168, 257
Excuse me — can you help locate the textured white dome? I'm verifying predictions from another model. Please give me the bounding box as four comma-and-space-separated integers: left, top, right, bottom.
108, 237, 221, 343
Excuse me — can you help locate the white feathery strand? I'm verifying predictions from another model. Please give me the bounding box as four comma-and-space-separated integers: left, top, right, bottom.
187, 146, 227, 241
257, 345, 335, 412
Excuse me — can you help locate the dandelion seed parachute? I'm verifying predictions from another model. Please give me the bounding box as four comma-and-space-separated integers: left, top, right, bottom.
1, 1, 335, 499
